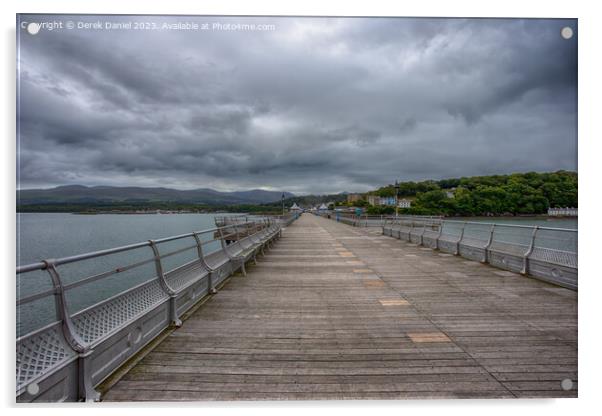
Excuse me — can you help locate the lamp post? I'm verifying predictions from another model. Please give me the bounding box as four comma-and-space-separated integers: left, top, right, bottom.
394, 180, 400, 217
282, 193, 285, 216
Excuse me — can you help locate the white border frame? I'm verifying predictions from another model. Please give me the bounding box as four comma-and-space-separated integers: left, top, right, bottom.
3, 1, 599, 415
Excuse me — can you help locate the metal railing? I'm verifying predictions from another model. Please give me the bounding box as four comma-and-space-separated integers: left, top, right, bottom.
315, 211, 442, 227
381, 217, 577, 290
215, 212, 299, 228
16, 215, 293, 402
338, 214, 388, 227
273, 212, 301, 227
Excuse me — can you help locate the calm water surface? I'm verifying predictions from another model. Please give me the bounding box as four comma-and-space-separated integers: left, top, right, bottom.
448, 216, 577, 229
16, 213, 239, 336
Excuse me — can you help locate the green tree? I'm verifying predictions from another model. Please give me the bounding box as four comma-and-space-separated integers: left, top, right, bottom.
453, 187, 475, 216
366, 205, 395, 215
414, 190, 456, 215
471, 186, 510, 215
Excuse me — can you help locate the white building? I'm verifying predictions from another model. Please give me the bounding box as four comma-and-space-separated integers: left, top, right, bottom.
548, 207, 577, 217
398, 199, 412, 208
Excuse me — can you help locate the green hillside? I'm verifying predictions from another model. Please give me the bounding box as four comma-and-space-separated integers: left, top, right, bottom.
365, 171, 577, 216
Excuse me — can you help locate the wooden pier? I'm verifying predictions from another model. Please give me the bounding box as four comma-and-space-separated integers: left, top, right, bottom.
103, 214, 577, 401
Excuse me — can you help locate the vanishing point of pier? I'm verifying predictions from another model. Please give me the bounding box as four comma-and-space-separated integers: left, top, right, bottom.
101, 214, 577, 400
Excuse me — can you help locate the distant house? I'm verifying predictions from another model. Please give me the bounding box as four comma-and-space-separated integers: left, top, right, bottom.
290, 202, 302, 212
367, 195, 380, 206
398, 198, 411, 208
445, 188, 456, 198
548, 207, 577, 217
367, 195, 398, 206
380, 196, 396, 206
346, 193, 363, 203
318, 203, 329, 211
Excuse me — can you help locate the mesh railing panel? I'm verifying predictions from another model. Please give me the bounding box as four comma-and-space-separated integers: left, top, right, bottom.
17, 323, 76, 389
71, 280, 168, 344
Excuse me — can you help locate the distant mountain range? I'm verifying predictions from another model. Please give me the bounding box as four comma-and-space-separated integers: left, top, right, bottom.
17, 185, 295, 206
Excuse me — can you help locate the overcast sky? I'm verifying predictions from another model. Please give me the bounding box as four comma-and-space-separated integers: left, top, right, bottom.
17, 16, 577, 194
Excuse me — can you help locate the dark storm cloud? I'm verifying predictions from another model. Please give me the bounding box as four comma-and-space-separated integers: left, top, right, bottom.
17, 16, 577, 194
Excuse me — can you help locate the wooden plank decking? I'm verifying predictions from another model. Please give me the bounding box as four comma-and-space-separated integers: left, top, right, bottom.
103, 214, 577, 401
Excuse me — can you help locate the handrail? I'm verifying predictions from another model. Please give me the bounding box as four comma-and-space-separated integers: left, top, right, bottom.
322, 211, 575, 233
16, 223, 244, 274
379, 215, 577, 290
440, 219, 576, 232
16, 214, 295, 402
16, 221, 269, 319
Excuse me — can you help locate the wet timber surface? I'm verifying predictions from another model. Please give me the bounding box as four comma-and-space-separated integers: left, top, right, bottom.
103, 214, 577, 401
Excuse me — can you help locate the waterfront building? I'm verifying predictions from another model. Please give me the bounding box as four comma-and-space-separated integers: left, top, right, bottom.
548, 207, 578, 216
398, 198, 412, 208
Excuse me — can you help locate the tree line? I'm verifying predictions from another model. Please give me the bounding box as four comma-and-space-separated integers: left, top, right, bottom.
362, 171, 577, 216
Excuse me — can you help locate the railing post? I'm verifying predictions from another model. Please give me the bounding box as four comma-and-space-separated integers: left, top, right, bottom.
192, 233, 217, 294
408, 221, 414, 242
44, 261, 87, 352
43, 260, 100, 402
456, 222, 467, 255
261, 219, 270, 249
148, 240, 182, 328
420, 221, 426, 246
259, 220, 268, 255
483, 224, 496, 263
435, 220, 443, 250
246, 222, 259, 265
522, 226, 539, 275
232, 225, 247, 276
